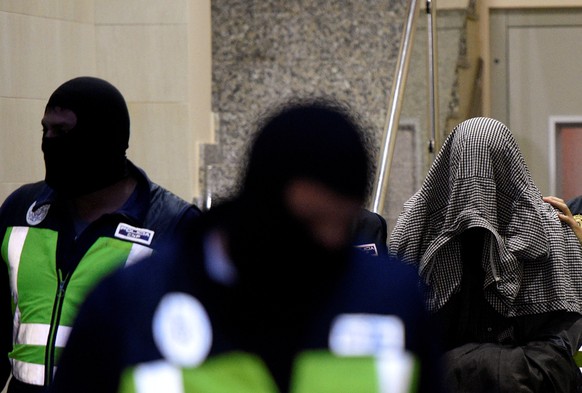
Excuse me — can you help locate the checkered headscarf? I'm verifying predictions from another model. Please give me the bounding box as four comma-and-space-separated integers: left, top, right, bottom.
389, 117, 582, 317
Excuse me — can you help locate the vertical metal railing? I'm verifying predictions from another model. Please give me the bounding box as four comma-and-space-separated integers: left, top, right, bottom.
370, 0, 421, 213
427, 0, 440, 157
370, 0, 439, 214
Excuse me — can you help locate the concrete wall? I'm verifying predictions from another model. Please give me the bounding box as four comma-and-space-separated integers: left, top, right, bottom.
0, 0, 212, 204
208, 0, 467, 229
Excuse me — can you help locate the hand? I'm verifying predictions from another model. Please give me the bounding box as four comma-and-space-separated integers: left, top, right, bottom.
543, 196, 582, 244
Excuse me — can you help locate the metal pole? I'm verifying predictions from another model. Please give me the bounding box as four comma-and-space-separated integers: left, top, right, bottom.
370, 0, 421, 213
426, 0, 440, 157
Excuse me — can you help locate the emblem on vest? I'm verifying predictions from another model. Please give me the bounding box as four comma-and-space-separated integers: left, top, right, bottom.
26, 202, 50, 226
153, 292, 213, 367
115, 223, 154, 246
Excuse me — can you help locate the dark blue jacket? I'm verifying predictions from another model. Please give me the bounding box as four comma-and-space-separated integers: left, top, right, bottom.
50, 211, 443, 393
0, 161, 200, 392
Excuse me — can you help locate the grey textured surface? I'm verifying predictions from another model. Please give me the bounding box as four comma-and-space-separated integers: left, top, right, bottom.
207, 0, 466, 230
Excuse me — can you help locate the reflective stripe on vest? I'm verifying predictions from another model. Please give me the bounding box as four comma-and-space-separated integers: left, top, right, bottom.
6, 226, 28, 304
12, 359, 52, 386
122, 351, 419, 393
11, 323, 70, 384
2, 226, 153, 385
134, 361, 184, 393
126, 243, 154, 267
16, 323, 71, 347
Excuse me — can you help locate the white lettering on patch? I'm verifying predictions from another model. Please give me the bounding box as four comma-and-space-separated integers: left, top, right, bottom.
354, 243, 378, 256
114, 223, 154, 246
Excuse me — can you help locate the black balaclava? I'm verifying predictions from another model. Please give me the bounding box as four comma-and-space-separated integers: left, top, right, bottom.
42, 76, 130, 196
210, 99, 370, 391
232, 99, 370, 282
241, 100, 369, 203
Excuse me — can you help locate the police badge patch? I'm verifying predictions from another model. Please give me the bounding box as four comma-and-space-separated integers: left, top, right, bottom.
26, 202, 50, 226
152, 292, 213, 367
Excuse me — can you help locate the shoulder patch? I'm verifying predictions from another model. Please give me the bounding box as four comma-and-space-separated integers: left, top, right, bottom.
153, 292, 212, 367
26, 202, 50, 226
354, 243, 378, 256
115, 223, 155, 245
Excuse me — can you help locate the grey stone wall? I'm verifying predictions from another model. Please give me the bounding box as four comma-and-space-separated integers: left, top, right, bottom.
206, 0, 466, 231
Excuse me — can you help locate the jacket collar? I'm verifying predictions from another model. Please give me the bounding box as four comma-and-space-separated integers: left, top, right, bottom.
33, 160, 152, 226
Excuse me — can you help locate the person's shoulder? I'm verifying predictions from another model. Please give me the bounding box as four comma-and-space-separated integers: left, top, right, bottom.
355, 209, 387, 233
567, 194, 582, 215
128, 160, 201, 216
145, 184, 202, 245
0, 181, 48, 212
3, 181, 46, 199
150, 182, 192, 207
338, 252, 428, 328
347, 252, 422, 297
148, 180, 202, 218
130, 162, 201, 239
353, 209, 388, 256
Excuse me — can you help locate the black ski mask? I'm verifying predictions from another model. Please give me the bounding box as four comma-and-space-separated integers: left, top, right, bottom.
231, 99, 370, 284
42, 77, 130, 196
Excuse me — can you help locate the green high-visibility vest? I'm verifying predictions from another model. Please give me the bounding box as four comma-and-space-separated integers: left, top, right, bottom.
119, 350, 420, 393
2, 225, 152, 385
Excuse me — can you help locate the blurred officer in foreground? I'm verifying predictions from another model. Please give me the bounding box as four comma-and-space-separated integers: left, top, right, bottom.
51, 99, 442, 393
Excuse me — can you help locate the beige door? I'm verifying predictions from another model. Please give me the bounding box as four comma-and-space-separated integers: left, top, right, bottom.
490, 8, 582, 197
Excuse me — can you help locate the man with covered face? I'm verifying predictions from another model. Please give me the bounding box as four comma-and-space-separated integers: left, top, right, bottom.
0, 76, 200, 392
390, 117, 582, 392
49, 99, 442, 393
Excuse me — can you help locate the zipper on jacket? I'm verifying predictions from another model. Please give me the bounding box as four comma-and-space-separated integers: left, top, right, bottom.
44, 269, 70, 386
